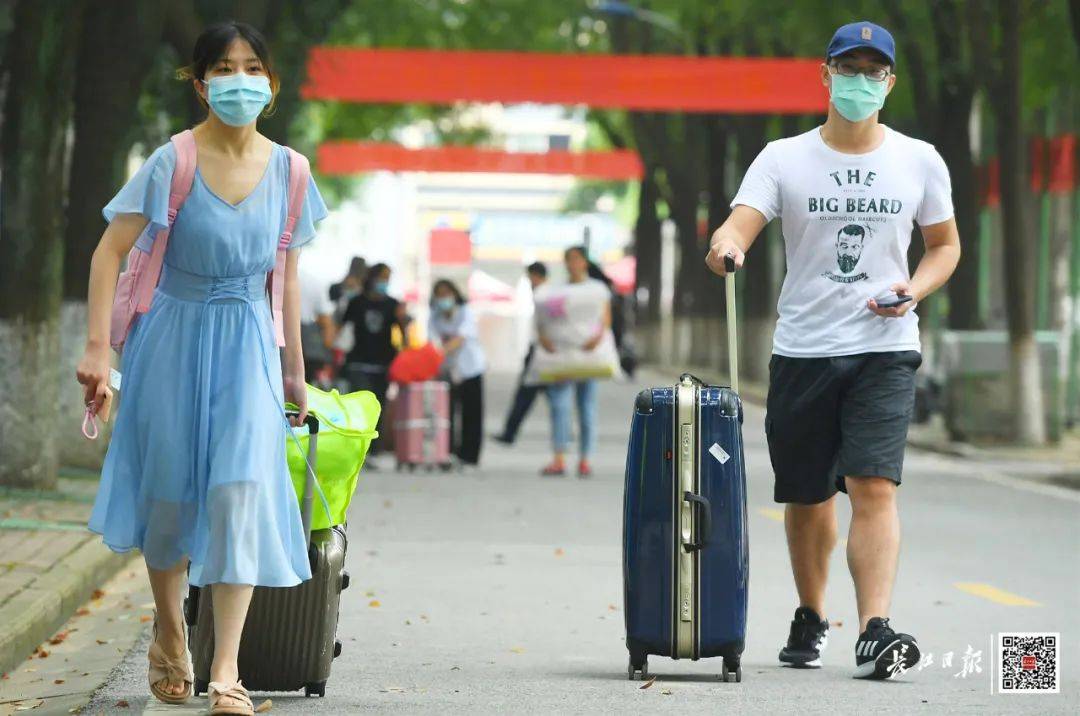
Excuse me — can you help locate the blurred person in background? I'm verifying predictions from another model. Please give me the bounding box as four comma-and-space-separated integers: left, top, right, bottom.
493, 261, 548, 445
430, 279, 487, 467
537, 246, 611, 478
299, 265, 336, 386
336, 262, 407, 456
329, 255, 366, 322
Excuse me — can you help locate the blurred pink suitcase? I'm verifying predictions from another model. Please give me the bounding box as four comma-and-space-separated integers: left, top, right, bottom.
393, 381, 452, 471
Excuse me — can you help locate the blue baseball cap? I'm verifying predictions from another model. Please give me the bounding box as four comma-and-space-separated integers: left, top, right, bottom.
826, 21, 896, 68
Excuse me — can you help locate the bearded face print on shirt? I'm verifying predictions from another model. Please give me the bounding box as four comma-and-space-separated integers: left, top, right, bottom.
824, 223, 871, 283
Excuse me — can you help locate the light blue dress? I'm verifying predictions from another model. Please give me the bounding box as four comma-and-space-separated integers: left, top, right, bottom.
88, 140, 329, 588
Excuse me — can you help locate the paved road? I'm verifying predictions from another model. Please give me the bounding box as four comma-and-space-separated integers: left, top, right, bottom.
55, 371, 1080, 713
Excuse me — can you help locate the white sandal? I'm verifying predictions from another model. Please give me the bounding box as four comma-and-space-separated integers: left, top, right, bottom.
207, 680, 255, 715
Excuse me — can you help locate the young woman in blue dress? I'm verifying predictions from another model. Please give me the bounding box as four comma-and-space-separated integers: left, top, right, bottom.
75, 22, 327, 715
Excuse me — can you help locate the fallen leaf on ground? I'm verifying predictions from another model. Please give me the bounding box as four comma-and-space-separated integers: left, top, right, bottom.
554, 548, 564, 557
608, 604, 618, 611
68, 708, 83, 714
14, 698, 44, 710
49, 631, 70, 645
96, 639, 112, 645
139, 615, 153, 623
830, 620, 843, 628
510, 647, 525, 654
255, 699, 272, 712
404, 620, 412, 625
115, 700, 129, 708
380, 686, 406, 693
450, 666, 460, 671
54, 679, 65, 684
91, 590, 105, 600
383, 500, 393, 508
639, 676, 657, 690
660, 689, 673, 695
23, 668, 37, 673
368, 600, 381, 608
34, 648, 49, 658
365, 590, 375, 597
75, 608, 90, 616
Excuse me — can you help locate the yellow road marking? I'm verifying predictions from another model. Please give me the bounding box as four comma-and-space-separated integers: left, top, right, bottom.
757, 508, 784, 522
953, 582, 1042, 607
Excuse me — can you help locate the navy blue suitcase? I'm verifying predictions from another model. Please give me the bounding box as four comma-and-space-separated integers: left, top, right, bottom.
622, 258, 748, 682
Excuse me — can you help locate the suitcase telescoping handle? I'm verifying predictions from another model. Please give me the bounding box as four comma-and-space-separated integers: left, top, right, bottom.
285, 411, 320, 543
682, 491, 712, 551
724, 254, 739, 394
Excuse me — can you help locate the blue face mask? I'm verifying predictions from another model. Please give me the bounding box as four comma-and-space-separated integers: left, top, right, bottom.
435, 296, 456, 312
204, 73, 272, 127
829, 73, 888, 123
373, 280, 389, 295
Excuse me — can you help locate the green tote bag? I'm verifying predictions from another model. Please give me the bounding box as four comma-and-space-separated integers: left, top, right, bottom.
285, 385, 380, 531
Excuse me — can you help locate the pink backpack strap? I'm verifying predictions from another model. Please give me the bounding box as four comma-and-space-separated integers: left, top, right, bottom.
135, 129, 197, 312
269, 147, 311, 347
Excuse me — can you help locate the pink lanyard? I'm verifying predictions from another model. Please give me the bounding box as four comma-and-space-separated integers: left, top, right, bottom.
82, 403, 100, 440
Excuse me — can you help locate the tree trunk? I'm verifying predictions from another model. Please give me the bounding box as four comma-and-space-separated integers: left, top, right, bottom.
64, 1, 165, 301
0, 0, 86, 488
938, 91, 982, 329
634, 165, 663, 325
995, 0, 1045, 445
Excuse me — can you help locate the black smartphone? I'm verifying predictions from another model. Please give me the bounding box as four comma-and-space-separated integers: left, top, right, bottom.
875, 294, 913, 309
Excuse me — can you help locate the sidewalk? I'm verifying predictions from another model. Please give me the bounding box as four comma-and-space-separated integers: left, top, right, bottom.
677, 364, 1080, 491
0, 469, 133, 677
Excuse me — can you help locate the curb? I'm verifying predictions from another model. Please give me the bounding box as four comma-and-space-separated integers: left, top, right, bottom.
0, 538, 134, 675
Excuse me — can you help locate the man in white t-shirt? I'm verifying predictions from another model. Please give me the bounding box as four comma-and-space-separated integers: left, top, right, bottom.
706, 21, 960, 680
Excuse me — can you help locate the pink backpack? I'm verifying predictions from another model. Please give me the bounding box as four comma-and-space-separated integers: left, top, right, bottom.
109, 129, 310, 353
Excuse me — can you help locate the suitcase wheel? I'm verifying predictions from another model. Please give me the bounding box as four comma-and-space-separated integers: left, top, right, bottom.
340, 570, 351, 591
334, 638, 342, 658
627, 657, 648, 681
305, 681, 327, 697
194, 678, 209, 696
721, 659, 741, 683
440, 462, 454, 473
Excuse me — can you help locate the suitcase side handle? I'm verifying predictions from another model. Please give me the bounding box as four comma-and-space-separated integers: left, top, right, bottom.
683, 491, 712, 552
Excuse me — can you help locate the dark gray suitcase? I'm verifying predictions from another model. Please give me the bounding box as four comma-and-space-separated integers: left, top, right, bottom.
184, 414, 351, 697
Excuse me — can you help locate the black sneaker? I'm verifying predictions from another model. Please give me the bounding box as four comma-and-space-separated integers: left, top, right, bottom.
778, 607, 829, 668
853, 617, 920, 679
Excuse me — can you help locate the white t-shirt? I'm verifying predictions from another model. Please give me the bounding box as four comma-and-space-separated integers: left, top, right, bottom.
299, 274, 335, 325
732, 125, 953, 358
